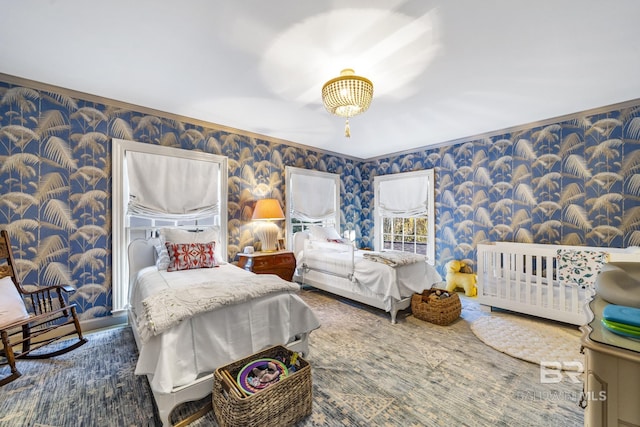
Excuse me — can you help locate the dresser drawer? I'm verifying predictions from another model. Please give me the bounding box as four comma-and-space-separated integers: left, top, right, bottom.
237, 251, 296, 281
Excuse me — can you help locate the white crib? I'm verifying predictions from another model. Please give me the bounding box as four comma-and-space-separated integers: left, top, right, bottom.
476, 242, 640, 325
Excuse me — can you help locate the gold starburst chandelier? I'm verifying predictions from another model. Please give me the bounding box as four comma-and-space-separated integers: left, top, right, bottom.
321, 69, 373, 137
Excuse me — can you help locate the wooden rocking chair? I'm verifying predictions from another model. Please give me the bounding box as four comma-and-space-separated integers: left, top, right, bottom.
0, 229, 87, 386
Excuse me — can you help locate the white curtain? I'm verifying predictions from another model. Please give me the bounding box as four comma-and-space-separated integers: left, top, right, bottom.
126, 150, 220, 220
378, 175, 429, 217
290, 173, 336, 221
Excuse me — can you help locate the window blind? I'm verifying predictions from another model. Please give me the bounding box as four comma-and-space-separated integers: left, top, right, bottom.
290, 173, 336, 221
378, 175, 429, 217
126, 150, 220, 220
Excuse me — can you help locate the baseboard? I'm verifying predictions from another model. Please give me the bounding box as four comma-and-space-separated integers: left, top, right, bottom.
81, 312, 129, 333
33, 312, 129, 343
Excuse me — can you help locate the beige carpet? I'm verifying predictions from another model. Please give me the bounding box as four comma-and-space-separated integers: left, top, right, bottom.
470, 312, 584, 370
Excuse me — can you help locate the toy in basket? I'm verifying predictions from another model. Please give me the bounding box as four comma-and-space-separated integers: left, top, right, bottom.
213, 345, 312, 427
411, 288, 461, 325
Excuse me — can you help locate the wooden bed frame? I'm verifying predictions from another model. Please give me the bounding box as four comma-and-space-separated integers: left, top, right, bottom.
127, 237, 311, 427
476, 241, 640, 325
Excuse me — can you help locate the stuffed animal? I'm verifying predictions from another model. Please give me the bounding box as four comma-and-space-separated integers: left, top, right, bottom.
444, 260, 477, 297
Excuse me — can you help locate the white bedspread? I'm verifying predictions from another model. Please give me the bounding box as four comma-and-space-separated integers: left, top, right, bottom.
130, 264, 320, 393
298, 247, 442, 309
137, 272, 299, 342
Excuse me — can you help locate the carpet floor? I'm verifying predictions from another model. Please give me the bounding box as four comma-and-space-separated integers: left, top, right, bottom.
1, 289, 584, 426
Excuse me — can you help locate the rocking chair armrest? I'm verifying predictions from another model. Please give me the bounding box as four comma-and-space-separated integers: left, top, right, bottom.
58, 284, 76, 294
1, 303, 79, 330
20, 284, 76, 296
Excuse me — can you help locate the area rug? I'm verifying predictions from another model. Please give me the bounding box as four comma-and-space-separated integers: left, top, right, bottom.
1, 289, 584, 427
470, 312, 584, 370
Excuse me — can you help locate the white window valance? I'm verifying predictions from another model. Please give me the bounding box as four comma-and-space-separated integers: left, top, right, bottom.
126, 150, 220, 220
378, 175, 429, 217
290, 172, 336, 221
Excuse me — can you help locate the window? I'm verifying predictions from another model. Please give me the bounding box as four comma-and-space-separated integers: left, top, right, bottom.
285, 167, 340, 248
127, 216, 218, 241
382, 217, 430, 254
374, 169, 435, 265
289, 218, 332, 235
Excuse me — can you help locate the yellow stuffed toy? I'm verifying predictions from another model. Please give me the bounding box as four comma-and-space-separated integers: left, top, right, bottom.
444, 260, 477, 297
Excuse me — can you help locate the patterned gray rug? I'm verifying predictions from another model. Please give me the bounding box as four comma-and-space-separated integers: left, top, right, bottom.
1, 289, 584, 426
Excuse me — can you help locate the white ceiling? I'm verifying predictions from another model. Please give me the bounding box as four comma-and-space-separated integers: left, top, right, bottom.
2, 0, 640, 159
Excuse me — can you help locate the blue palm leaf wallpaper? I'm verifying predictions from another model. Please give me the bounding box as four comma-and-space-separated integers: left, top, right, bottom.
1, 77, 639, 321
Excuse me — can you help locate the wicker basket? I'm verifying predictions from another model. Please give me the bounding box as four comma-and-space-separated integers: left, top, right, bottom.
213, 345, 312, 427
411, 288, 461, 325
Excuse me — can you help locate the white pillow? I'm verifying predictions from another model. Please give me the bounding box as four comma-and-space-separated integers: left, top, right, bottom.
309, 226, 343, 242
161, 227, 220, 244
157, 227, 225, 267
0, 276, 29, 327
307, 240, 351, 253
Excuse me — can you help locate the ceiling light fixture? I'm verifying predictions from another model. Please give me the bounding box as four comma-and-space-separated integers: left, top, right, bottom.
321, 69, 373, 138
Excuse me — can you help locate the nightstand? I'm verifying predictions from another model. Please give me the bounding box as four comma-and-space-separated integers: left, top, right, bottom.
237, 251, 296, 281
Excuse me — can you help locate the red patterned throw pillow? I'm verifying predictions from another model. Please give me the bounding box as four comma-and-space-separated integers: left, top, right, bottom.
327, 238, 347, 244
165, 241, 217, 272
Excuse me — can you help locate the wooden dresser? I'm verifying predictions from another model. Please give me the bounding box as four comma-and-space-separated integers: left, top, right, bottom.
236, 251, 296, 282
580, 296, 640, 426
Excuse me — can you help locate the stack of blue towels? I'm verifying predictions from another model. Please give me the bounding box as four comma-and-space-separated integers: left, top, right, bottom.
602, 304, 640, 340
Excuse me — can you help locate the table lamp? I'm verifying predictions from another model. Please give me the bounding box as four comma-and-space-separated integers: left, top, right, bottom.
251, 199, 285, 252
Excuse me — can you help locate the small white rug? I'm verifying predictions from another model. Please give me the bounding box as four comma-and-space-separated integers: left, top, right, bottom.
470, 313, 584, 370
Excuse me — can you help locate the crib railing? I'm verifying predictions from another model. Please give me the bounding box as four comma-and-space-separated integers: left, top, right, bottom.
476, 242, 640, 325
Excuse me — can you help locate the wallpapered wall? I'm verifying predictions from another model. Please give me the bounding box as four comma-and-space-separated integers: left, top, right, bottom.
1, 78, 639, 320
363, 110, 640, 269
0, 81, 358, 319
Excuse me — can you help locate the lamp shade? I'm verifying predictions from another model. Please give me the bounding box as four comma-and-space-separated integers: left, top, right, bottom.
251, 199, 285, 221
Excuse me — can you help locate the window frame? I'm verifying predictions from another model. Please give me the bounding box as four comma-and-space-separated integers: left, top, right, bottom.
285, 166, 340, 249
112, 139, 227, 314
373, 169, 435, 265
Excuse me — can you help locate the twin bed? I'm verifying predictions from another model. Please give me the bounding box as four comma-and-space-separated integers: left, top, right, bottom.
127, 231, 320, 427
476, 241, 640, 325
292, 228, 442, 323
